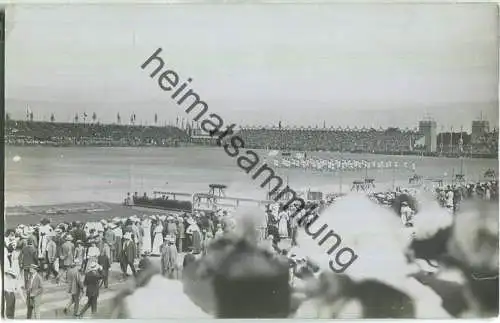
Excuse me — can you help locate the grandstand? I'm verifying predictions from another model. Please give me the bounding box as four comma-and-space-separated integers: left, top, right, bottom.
236, 126, 420, 153
4, 119, 497, 157
4, 120, 190, 147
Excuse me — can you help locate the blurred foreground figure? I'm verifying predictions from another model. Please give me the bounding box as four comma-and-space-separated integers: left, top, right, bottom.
440, 200, 499, 317
110, 208, 291, 318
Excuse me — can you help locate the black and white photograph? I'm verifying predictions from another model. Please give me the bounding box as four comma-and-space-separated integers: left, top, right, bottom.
2, 2, 499, 319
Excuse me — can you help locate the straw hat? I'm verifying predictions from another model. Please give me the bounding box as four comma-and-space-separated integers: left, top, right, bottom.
65, 235, 73, 241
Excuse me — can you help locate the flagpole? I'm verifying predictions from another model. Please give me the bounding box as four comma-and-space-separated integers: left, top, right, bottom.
450, 126, 453, 155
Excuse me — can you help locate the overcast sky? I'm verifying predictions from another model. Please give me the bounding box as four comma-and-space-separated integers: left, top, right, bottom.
5, 4, 499, 130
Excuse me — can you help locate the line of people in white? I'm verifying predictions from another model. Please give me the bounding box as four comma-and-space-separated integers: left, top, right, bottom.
273, 157, 417, 172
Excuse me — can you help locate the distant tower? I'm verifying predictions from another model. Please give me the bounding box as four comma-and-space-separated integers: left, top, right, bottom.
419, 120, 437, 153
471, 120, 489, 144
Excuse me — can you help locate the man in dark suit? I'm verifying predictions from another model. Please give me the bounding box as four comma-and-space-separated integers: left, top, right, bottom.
78, 263, 102, 317
25, 264, 44, 319
120, 233, 137, 278
97, 248, 111, 288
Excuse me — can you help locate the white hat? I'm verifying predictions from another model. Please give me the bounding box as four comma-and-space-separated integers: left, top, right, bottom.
88, 262, 99, 271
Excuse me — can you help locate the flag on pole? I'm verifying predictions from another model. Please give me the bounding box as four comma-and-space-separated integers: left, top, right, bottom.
450, 126, 453, 151
459, 125, 464, 153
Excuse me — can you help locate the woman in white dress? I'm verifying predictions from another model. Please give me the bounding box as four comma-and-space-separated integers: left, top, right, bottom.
151, 221, 164, 256
142, 218, 152, 254
278, 212, 289, 238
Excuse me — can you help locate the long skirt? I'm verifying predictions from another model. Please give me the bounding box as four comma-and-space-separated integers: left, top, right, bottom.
151, 233, 163, 255
278, 219, 288, 238
142, 232, 152, 254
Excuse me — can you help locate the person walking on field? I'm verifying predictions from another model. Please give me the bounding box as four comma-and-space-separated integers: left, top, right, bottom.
64, 260, 84, 317
98, 247, 111, 289
160, 236, 178, 279
120, 233, 137, 278
45, 235, 60, 282
20, 238, 38, 288
78, 263, 102, 318
60, 235, 75, 282
24, 264, 43, 319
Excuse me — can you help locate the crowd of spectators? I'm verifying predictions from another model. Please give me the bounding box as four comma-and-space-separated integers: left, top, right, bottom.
5, 120, 189, 147
5, 120, 498, 156
4, 183, 499, 319
472, 132, 499, 155
238, 127, 420, 152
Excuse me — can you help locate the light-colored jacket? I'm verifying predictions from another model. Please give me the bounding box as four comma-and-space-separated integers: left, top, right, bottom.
46, 240, 58, 263
61, 241, 75, 266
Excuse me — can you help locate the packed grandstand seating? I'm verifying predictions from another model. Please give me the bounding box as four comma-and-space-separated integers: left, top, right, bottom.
237, 127, 421, 152
473, 132, 499, 155
5, 120, 190, 146
5, 120, 498, 155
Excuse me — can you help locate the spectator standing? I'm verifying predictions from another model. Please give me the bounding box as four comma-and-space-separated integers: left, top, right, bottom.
25, 264, 43, 319
98, 247, 111, 289
63, 260, 84, 317
3, 269, 24, 319
104, 225, 116, 262
45, 235, 59, 282
86, 240, 100, 270
78, 263, 102, 318
74, 240, 85, 271
160, 236, 178, 279
120, 232, 137, 278
60, 235, 75, 281
177, 217, 185, 252
20, 237, 38, 287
